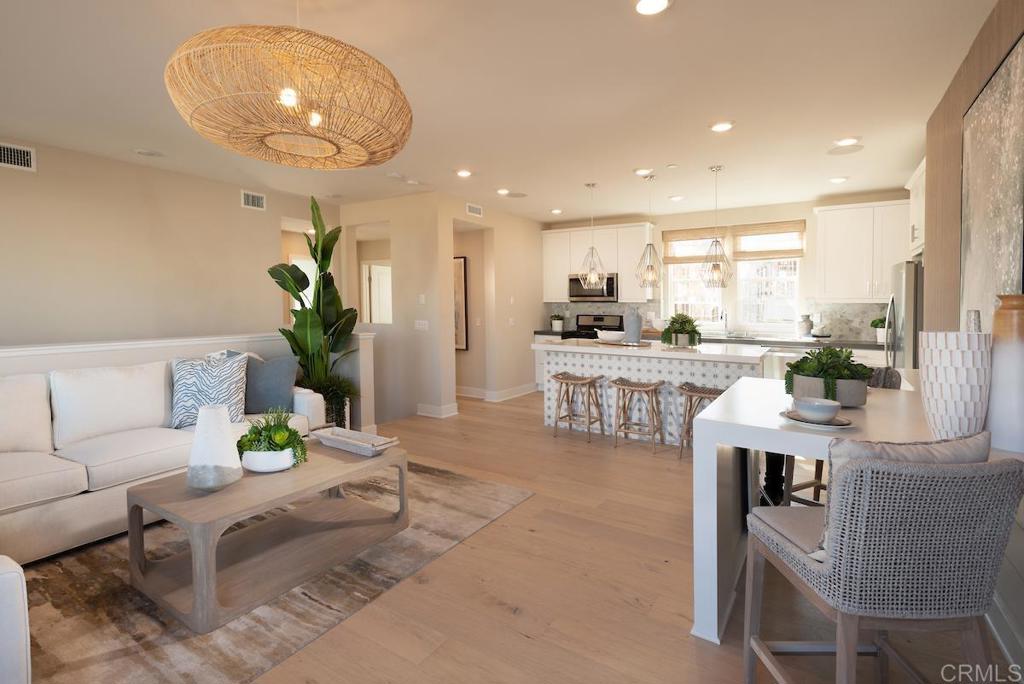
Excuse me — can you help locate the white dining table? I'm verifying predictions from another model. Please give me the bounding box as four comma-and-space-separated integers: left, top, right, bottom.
690, 375, 939, 644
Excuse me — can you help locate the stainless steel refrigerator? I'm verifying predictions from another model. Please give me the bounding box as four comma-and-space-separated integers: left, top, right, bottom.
884, 261, 924, 369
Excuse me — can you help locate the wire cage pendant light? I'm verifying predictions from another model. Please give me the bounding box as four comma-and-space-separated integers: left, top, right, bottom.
701, 165, 733, 288
164, 22, 413, 170
579, 183, 608, 290
635, 174, 663, 288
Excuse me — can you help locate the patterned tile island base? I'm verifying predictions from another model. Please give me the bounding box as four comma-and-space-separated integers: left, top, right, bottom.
538, 341, 765, 445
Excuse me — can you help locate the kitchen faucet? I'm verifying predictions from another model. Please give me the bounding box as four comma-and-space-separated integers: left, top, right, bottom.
720, 309, 729, 334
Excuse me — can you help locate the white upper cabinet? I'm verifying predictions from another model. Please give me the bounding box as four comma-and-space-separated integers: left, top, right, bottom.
814, 201, 910, 303
906, 159, 926, 256
541, 223, 651, 302
542, 231, 571, 302
616, 224, 651, 302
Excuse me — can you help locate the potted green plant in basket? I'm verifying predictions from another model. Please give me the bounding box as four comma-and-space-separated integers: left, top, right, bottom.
661, 313, 701, 347
870, 317, 887, 345
550, 313, 564, 332
785, 347, 872, 407
237, 409, 309, 473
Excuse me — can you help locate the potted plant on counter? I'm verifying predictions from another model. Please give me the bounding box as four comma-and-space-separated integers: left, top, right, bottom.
785, 347, 872, 407
871, 317, 887, 345
237, 409, 309, 473
550, 313, 565, 332
661, 313, 701, 347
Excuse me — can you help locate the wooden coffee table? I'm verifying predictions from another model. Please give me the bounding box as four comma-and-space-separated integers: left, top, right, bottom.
127, 443, 408, 634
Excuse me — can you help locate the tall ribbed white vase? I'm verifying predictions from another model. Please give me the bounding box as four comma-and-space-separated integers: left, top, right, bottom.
918, 332, 992, 440
187, 405, 243, 491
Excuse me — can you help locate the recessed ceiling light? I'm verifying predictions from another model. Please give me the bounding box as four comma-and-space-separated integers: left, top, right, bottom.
829, 177, 849, 184
634, 167, 654, 176
497, 188, 510, 195
550, 209, 563, 215
635, 0, 671, 15
710, 121, 734, 133
833, 137, 860, 147
666, 163, 679, 169
669, 195, 684, 201
308, 111, 322, 127
456, 169, 472, 178
278, 88, 298, 108
134, 148, 164, 157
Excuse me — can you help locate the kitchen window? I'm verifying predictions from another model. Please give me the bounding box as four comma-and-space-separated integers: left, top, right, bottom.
662, 220, 805, 332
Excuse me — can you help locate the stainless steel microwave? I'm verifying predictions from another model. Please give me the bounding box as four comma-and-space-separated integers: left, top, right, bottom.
568, 273, 618, 302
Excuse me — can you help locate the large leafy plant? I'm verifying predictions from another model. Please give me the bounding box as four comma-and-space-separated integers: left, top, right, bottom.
237, 409, 308, 466
269, 197, 358, 382
785, 347, 872, 400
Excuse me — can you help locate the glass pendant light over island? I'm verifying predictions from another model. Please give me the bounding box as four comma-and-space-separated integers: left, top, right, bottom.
701, 165, 733, 288
578, 183, 608, 290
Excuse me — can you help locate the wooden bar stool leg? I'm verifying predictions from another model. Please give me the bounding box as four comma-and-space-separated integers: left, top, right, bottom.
592, 383, 606, 436
613, 388, 621, 447
553, 381, 563, 438
585, 383, 593, 443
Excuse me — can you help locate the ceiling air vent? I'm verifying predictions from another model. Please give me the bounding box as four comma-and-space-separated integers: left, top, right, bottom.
0, 143, 36, 172
241, 190, 266, 210
465, 203, 484, 218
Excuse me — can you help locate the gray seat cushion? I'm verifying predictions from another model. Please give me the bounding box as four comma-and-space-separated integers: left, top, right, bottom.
57, 428, 193, 491
0, 452, 88, 513
751, 506, 826, 555
245, 355, 298, 414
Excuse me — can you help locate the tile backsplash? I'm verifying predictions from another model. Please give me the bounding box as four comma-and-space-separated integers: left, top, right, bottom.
544, 300, 885, 341
801, 302, 886, 341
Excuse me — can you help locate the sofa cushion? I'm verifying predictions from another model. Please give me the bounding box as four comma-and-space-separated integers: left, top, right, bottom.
0, 374, 53, 453
245, 355, 298, 414
180, 413, 309, 439
49, 362, 170, 449
170, 354, 248, 429
0, 452, 88, 513
56, 428, 193, 491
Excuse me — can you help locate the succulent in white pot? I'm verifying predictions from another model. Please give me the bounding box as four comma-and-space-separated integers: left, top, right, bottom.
237, 409, 308, 473
785, 347, 873, 408
871, 317, 887, 345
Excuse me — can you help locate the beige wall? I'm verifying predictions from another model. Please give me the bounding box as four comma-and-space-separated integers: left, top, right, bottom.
0, 141, 338, 346
454, 230, 487, 392
336, 192, 544, 422
357, 239, 391, 262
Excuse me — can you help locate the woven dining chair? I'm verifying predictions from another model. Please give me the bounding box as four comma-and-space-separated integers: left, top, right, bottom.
745, 457, 1024, 684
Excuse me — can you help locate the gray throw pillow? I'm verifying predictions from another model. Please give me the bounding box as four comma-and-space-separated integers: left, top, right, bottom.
170, 353, 248, 428
245, 355, 299, 414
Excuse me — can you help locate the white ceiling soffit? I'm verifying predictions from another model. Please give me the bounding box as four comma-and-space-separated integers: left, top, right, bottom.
0, 0, 996, 221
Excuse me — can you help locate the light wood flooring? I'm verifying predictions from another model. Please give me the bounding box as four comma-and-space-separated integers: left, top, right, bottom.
257, 392, 998, 684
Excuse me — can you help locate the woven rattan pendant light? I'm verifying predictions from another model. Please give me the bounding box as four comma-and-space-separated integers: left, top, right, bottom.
701, 165, 732, 288
635, 174, 663, 288
165, 21, 412, 170
578, 183, 608, 290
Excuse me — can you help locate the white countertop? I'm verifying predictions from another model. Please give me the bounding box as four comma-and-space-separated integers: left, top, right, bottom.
530, 339, 770, 364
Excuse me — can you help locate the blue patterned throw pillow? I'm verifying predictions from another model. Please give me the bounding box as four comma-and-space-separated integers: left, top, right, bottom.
170, 353, 248, 428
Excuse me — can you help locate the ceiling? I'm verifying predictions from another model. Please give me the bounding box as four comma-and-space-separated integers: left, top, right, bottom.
0, 0, 996, 222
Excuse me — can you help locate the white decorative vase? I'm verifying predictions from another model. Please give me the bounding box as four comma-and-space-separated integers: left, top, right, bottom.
241, 448, 294, 473
187, 405, 243, 492
796, 315, 813, 337
918, 332, 992, 439
551, 319, 564, 332
987, 295, 1024, 451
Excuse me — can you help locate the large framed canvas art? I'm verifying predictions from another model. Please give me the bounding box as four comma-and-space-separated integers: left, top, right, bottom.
961, 34, 1024, 331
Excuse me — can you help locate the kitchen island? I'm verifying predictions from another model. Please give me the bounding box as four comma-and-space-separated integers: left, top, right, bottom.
530, 339, 769, 444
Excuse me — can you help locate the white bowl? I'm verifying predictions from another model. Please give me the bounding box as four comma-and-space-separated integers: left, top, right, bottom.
596, 330, 626, 342
241, 448, 294, 473
792, 397, 841, 424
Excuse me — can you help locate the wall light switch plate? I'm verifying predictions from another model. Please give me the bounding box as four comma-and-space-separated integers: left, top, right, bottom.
509, 296, 515, 305
414, 320, 429, 331
508, 317, 515, 327
418, 294, 426, 305
475, 318, 482, 327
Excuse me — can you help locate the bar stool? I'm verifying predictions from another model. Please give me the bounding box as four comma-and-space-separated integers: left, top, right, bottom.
610, 378, 664, 452
551, 372, 605, 442
676, 382, 724, 457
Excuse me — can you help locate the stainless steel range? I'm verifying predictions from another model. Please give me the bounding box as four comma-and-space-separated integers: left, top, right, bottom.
561, 314, 624, 339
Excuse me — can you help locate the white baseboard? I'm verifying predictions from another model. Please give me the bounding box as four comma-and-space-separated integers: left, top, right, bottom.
484, 383, 539, 403
455, 385, 486, 399
416, 402, 459, 419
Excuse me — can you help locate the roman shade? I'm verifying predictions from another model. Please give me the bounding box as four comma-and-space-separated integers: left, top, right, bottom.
662, 219, 805, 264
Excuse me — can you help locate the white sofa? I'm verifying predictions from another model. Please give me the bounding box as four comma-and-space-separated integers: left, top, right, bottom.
0, 359, 325, 565
0, 555, 29, 684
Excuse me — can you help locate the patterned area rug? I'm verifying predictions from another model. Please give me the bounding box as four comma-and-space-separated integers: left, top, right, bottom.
26, 462, 532, 684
